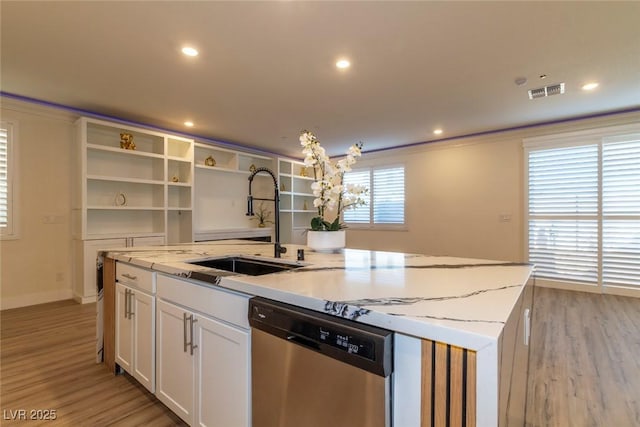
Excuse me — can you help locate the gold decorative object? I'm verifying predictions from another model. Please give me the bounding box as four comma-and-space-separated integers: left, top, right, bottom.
204, 155, 216, 167
171, 176, 179, 182
120, 133, 136, 150
299, 167, 308, 177
249, 164, 257, 173
303, 200, 308, 210
280, 182, 286, 191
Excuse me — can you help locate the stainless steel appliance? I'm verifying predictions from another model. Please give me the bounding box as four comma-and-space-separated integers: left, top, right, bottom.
249, 297, 393, 427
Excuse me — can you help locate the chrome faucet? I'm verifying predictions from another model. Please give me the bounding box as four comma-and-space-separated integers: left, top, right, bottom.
247, 167, 286, 258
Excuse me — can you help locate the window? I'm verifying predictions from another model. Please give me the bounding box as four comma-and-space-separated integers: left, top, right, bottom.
0, 121, 16, 239
525, 126, 640, 291
343, 166, 405, 227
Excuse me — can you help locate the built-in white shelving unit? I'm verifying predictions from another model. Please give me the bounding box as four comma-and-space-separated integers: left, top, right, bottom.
194, 143, 274, 175
72, 117, 194, 303
277, 158, 316, 245
194, 142, 277, 238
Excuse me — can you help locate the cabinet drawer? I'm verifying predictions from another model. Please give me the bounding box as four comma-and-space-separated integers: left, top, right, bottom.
157, 274, 249, 329
117, 262, 156, 294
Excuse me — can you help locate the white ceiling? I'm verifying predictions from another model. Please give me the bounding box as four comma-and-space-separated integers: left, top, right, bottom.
2, 1, 639, 158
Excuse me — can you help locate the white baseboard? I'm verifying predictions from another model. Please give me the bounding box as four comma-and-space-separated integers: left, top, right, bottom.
535, 279, 640, 298
1, 288, 75, 310
73, 293, 97, 304
603, 285, 640, 298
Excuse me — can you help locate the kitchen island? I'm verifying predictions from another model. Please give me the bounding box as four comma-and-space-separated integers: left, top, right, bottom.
100, 240, 534, 427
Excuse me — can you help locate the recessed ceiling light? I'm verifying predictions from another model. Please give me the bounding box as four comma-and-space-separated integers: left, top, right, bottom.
184, 121, 194, 127
182, 47, 199, 57
336, 59, 351, 69
582, 82, 599, 91
514, 77, 528, 86
433, 129, 443, 135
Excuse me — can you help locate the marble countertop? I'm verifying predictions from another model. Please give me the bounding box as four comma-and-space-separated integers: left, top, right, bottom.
104, 240, 533, 350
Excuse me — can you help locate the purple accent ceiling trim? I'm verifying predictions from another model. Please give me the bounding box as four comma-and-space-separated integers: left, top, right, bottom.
3, 91, 639, 158
365, 106, 640, 156
0, 91, 284, 159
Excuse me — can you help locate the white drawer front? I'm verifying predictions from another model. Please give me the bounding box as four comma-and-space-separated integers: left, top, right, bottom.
117, 262, 156, 294
157, 274, 250, 330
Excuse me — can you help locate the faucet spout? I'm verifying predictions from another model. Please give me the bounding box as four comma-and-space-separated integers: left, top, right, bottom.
247, 167, 286, 258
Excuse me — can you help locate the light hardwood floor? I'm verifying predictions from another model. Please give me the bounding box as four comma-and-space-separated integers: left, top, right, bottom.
525, 287, 640, 427
1, 288, 638, 426
0, 300, 186, 426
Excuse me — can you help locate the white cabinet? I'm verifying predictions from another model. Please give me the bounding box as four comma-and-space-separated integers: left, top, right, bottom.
115, 263, 156, 393
156, 274, 250, 427
195, 312, 250, 427
156, 299, 196, 423
115, 283, 134, 372
278, 158, 316, 244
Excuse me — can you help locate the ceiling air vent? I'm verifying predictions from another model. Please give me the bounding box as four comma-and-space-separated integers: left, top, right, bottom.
528, 83, 565, 99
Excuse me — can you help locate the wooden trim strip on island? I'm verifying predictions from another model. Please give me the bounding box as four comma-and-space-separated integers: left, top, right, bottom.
103, 256, 116, 373
421, 339, 476, 427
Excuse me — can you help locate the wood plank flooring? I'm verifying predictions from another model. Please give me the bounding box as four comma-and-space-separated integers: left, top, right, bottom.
1, 288, 638, 426
0, 300, 186, 426
525, 287, 640, 427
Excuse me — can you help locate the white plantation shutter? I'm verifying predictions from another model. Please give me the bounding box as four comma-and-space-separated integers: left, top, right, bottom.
526, 128, 640, 290
343, 169, 370, 223
528, 145, 599, 283
528, 145, 599, 215
343, 166, 405, 226
373, 167, 405, 224
528, 219, 598, 283
0, 124, 12, 235
602, 137, 640, 287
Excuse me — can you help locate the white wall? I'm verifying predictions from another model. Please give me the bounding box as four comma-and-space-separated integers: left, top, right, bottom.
347, 111, 640, 262
1, 99, 76, 309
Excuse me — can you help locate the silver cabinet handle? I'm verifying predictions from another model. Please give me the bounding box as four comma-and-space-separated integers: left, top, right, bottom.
183, 312, 188, 353
124, 289, 131, 319
128, 290, 134, 319
122, 273, 137, 281
124, 289, 130, 319
189, 316, 198, 356
182, 313, 197, 355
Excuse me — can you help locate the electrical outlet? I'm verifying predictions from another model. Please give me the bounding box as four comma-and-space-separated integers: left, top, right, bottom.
499, 213, 512, 223
43, 214, 64, 224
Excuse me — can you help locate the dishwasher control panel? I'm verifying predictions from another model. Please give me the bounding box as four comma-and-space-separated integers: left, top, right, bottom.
249, 297, 393, 377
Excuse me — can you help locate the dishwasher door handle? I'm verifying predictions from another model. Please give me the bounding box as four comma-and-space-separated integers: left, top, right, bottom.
286, 334, 320, 351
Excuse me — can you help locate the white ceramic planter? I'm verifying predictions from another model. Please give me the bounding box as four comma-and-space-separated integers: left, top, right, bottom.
306, 230, 346, 252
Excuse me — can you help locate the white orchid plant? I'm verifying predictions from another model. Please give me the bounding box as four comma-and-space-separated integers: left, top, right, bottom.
299, 130, 368, 231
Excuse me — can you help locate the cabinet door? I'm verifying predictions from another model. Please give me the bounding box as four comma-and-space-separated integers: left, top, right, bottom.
156, 300, 196, 425
115, 283, 133, 373
195, 314, 250, 427
132, 290, 155, 393
79, 238, 127, 301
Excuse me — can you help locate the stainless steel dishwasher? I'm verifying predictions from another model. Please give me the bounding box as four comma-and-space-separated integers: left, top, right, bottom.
249, 297, 393, 427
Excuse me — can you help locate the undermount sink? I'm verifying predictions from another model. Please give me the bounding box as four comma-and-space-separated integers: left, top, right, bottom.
187, 256, 302, 276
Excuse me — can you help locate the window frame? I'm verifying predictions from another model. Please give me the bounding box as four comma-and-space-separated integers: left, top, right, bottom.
523, 122, 640, 295
0, 119, 19, 240
343, 164, 406, 230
